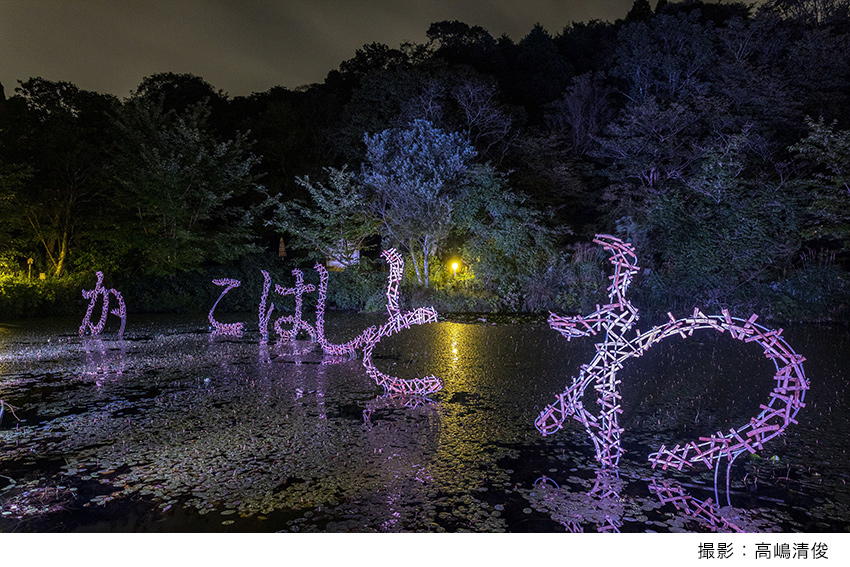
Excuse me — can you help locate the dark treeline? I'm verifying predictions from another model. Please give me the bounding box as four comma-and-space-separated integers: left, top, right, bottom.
3, 0, 850, 321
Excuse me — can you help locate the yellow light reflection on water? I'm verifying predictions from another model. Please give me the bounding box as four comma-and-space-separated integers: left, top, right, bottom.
442, 322, 469, 379
427, 321, 515, 491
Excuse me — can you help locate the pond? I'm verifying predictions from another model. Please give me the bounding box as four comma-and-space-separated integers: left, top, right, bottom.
1, 313, 848, 533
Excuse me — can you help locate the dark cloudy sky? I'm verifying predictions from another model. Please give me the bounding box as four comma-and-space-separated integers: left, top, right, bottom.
1, 0, 643, 98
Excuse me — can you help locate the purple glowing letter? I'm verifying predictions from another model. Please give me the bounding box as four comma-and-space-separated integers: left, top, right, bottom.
79, 271, 127, 337
209, 278, 244, 336
536, 235, 808, 473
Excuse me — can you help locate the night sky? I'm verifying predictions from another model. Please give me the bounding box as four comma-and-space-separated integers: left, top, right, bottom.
1, 0, 643, 98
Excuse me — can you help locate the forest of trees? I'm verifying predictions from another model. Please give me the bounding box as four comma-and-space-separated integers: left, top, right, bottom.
3, 0, 850, 322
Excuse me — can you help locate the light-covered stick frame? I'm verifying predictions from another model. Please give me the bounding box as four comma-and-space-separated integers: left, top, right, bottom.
208, 249, 443, 395
79, 271, 126, 337
273, 269, 317, 341
315, 249, 442, 395
314, 263, 370, 356
209, 278, 244, 336
536, 234, 809, 472
258, 270, 275, 343
649, 478, 743, 533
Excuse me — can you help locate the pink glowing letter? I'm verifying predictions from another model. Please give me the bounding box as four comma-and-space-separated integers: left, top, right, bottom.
79, 271, 126, 337
536, 234, 808, 472
273, 269, 317, 341
209, 278, 244, 336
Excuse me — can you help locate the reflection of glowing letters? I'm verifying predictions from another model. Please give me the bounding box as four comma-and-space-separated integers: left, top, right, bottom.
536, 235, 808, 473
208, 278, 244, 336
79, 271, 126, 337
649, 478, 743, 532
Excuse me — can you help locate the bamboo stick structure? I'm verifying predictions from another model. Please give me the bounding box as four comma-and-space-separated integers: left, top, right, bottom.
536, 235, 809, 473
79, 271, 127, 337
208, 248, 442, 395
208, 278, 244, 336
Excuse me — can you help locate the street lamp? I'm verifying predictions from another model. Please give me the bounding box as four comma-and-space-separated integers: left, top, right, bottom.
451, 262, 458, 278
27, 258, 33, 280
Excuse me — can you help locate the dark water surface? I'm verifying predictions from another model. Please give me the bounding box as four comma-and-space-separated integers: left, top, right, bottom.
1, 313, 848, 532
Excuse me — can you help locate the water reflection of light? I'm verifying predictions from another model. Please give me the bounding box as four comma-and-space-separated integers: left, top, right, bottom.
446, 323, 464, 369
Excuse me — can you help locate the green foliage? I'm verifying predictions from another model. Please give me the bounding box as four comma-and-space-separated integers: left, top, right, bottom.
113, 96, 264, 276
0, 162, 32, 262
7, 3, 850, 322
614, 10, 717, 104
549, 242, 609, 313
766, 249, 850, 320
0, 272, 90, 320
1, 78, 120, 277
268, 167, 378, 266
631, 135, 800, 312
113, 253, 289, 314
453, 165, 572, 311
790, 117, 850, 249
323, 258, 387, 311
363, 119, 476, 287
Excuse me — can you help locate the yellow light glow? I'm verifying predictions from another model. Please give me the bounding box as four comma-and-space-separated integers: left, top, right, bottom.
451, 262, 459, 272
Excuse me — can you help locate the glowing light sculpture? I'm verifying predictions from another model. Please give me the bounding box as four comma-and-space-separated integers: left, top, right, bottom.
208, 278, 244, 336
649, 478, 744, 533
313, 263, 370, 357
273, 269, 317, 341
79, 271, 127, 337
258, 270, 276, 343
536, 234, 808, 473
360, 249, 442, 395
314, 249, 443, 394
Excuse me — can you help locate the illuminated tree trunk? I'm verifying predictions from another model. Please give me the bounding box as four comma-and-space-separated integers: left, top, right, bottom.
408, 239, 424, 286
54, 228, 69, 277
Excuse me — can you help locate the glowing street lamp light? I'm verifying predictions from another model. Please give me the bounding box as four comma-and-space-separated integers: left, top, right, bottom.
451, 262, 458, 278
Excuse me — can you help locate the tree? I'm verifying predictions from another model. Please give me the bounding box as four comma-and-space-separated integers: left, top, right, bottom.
1, 78, 120, 276
450, 72, 517, 159
764, 0, 850, 25
624, 0, 654, 23
132, 72, 226, 117
791, 117, 850, 249
426, 20, 501, 72
613, 11, 717, 104
546, 72, 615, 156
113, 96, 263, 275
555, 20, 618, 77
338, 63, 518, 162
594, 98, 705, 195
0, 159, 32, 270
607, 127, 800, 311
337, 42, 411, 83
362, 119, 476, 287
453, 164, 569, 309
268, 167, 378, 266
503, 24, 574, 110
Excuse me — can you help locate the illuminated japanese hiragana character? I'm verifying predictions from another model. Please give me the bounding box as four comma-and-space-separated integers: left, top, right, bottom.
273, 269, 317, 341
314, 249, 443, 395
79, 271, 126, 337
258, 270, 276, 343
537, 234, 808, 476
208, 278, 244, 336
